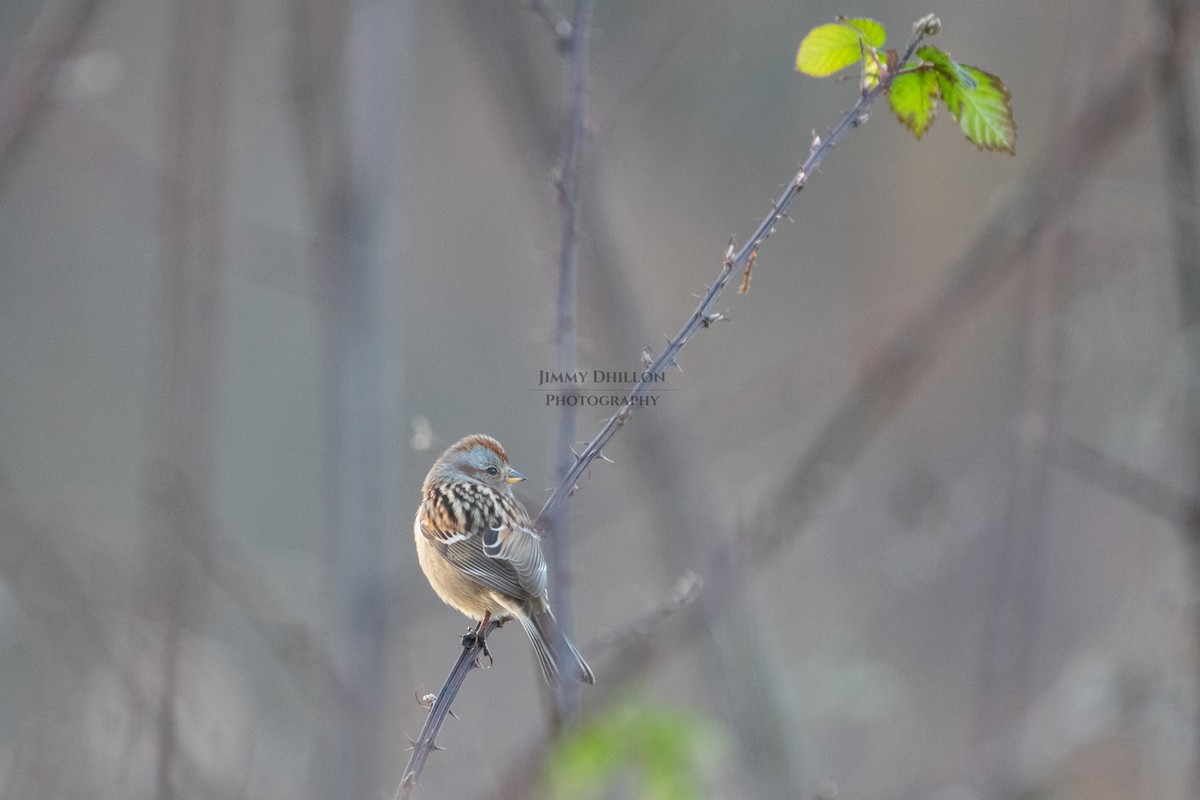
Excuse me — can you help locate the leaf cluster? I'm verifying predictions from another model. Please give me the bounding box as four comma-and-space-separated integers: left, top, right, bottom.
796, 16, 1015, 153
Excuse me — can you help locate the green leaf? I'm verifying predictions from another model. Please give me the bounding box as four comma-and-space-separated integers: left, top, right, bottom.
838, 16, 887, 48
889, 68, 939, 138
917, 46, 1015, 153
940, 64, 1015, 153
796, 17, 886, 76
916, 44, 953, 74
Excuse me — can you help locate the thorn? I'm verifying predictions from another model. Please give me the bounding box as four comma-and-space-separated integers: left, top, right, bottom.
598, 450, 615, 463
641, 348, 653, 368
431, 742, 446, 752
448, 708, 460, 720
404, 734, 417, 746
416, 690, 436, 709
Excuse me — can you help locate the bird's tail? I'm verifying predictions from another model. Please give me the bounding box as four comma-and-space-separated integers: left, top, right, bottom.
520, 606, 595, 686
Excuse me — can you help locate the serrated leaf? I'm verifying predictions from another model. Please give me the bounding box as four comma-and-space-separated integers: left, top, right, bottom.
916, 46, 1015, 153
796, 18, 886, 77
889, 68, 939, 138
939, 64, 1015, 153
916, 45, 953, 74
837, 16, 886, 48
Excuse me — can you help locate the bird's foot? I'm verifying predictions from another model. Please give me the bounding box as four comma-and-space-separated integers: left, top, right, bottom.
462, 615, 494, 667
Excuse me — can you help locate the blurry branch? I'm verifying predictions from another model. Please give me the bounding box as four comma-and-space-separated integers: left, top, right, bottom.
150, 1, 234, 796
312, 1, 411, 798
977, 229, 1063, 744
1157, 0, 1200, 339
585, 571, 702, 654
145, 466, 348, 704
0, 472, 235, 798
1154, 0, 1200, 610
755, 27, 1180, 561
545, 0, 595, 723
288, 0, 345, 228
0, 472, 119, 683
492, 571, 702, 800
0, 0, 101, 185
1053, 435, 1200, 529
526, 0, 570, 45
293, 5, 413, 798
591, 0, 722, 141
1150, 7, 1200, 789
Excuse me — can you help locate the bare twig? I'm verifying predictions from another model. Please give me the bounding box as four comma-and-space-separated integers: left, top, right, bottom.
1153, 30, 1200, 796
586, 571, 703, 653
1053, 435, 1200, 529
0, 0, 101, 183
396, 617, 503, 799
536, 29, 934, 525
527, 0, 571, 46
145, 465, 349, 704
151, 1, 235, 795
545, 0, 596, 723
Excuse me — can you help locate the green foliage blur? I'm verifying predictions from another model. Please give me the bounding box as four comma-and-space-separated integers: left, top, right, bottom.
539, 700, 727, 800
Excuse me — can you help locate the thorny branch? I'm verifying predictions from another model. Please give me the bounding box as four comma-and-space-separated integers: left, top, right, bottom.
398, 19, 941, 795
535, 21, 937, 524
396, 617, 503, 799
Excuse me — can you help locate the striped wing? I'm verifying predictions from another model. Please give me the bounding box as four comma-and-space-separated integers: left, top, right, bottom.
418, 488, 548, 601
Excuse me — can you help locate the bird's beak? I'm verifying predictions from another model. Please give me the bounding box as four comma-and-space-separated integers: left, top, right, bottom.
507, 469, 527, 484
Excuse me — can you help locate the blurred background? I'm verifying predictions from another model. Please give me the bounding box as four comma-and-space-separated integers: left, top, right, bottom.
0, 0, 1196, 798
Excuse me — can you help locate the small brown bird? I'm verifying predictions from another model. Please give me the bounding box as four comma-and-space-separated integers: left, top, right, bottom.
414, 434, 594, 685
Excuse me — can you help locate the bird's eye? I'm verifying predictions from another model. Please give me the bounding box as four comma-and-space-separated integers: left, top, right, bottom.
485, 466, 499, 476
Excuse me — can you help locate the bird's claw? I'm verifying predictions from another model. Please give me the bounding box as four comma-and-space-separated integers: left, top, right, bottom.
461, 628, 493, 667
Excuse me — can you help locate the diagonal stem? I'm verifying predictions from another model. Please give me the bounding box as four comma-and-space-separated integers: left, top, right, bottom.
396, 617, 503, 799
535, 42, 922, 523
